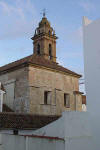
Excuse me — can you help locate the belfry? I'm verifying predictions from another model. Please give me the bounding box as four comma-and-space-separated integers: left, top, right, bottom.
31, 14, 57, 62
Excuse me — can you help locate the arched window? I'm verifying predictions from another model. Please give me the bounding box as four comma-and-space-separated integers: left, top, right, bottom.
37, 44, 40, 55
49, 44, 52, 60
49, 30, 51, 36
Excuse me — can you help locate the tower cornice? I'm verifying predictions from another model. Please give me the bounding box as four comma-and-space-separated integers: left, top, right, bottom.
31, 33, 58, 41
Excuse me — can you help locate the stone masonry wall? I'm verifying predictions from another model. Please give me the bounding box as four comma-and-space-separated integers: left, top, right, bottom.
0, 65, 82, 114
0, 67, 30, 112
29, 66, 81, 115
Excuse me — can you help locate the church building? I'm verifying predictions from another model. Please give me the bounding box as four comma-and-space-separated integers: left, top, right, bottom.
0, 14, 83, 115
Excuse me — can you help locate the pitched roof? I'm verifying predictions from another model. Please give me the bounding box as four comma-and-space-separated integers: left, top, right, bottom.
0, 55, 81, 77
0, 112, 60, 130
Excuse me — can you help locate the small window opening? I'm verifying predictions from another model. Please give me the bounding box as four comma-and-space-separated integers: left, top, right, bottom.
64, 93, 70, 108
44, 91, 48, 105
39, 30, 40, 34
49, 30, 51, 36
13, 129, 18, 135
49, 44, 52, 60
37, 44, 40, 55
44, 91, 51, 105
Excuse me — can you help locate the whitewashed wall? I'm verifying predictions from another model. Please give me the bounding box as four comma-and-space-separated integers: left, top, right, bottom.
0, 134, 64, 150
33, 111, 92, 150
83, 17, 100, 149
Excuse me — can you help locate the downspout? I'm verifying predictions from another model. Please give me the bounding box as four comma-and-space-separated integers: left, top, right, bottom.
0, 134, 2, 149
26, 136, 28, 150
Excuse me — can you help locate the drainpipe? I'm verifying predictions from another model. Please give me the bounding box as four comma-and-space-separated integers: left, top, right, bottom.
0, 134, 2, 147
26, 136, 28, 150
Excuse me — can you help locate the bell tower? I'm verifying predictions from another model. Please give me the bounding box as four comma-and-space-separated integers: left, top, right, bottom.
31, 14, 58, 62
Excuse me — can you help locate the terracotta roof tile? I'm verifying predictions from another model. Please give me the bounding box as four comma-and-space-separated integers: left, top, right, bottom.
0, 112, 60, 130
0, 55, 81, 77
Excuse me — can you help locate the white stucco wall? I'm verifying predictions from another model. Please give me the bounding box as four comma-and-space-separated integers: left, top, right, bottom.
83, 16, 100, 149
0, 134, 64, 150
32, 111, 92, 150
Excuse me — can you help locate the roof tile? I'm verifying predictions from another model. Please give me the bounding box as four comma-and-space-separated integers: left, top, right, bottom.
0, 55, 81, 77
0, 112, 60, 130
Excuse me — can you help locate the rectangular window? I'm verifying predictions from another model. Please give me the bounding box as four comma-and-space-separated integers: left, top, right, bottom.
4, 79, 16, 110
44, 91, 48, 104
64, 93, 70, 108
44, 91, 51, 105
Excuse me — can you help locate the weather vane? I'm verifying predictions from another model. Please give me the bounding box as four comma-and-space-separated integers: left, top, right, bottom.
41, 9, 46, 17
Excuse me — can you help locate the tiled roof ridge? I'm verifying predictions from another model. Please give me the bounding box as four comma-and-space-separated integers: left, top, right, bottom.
0, 55, 32, 69
29, 55, 81, 77
0, 54, 81, 77
0, 112, 61, 117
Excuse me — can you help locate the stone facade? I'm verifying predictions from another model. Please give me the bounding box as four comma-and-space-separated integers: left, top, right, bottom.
29, 66, 81, 115
0, 64, 82, 115
0, 67, 30, 112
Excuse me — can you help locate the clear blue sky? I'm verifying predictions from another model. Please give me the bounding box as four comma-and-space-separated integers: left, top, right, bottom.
0, 0, 99, 92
